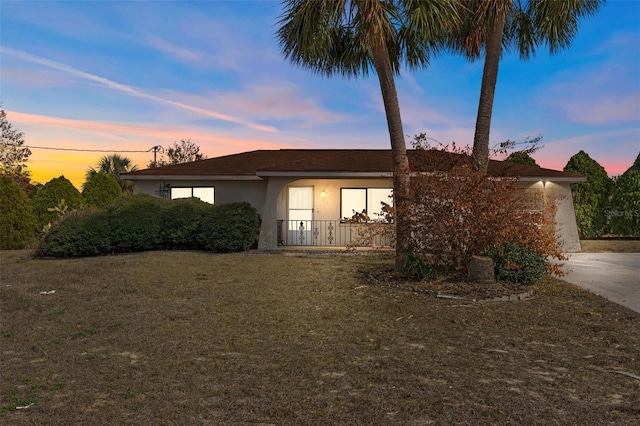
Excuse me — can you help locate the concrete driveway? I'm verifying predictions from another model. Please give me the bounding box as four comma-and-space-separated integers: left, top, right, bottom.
559, 253, 640, 314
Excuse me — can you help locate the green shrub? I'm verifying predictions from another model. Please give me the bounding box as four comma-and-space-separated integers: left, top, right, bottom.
0, 176, 37, 249
606, 154, 640, 236
564, 151, 613, 238
31, 176, 86, 230
107, 195, 167, 253
82, 173, 122, 208
482, 243, 546, 284
198, 202, 261, 253
403, 243, 436, 281
37, 209, 111, 258
160, 198, 213, 249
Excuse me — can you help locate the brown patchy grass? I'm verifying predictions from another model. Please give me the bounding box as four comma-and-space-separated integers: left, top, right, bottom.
1, 250, 639, 425
580, 240, 640, 253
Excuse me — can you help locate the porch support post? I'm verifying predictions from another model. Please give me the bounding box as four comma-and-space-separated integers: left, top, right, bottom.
258, 177, 290, 250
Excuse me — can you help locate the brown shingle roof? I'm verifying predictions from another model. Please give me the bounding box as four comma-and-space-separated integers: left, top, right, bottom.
123, 149, 585, 182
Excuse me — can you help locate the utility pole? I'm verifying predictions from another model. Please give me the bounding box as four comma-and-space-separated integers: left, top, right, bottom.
151, 145, 163, 167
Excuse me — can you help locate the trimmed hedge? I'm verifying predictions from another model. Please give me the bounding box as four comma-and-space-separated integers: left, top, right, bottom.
37, 209, 111, 258
0, 176, 37, 249
198, 202, 261, 253
37, 197, 261, 257
482, 243, 546, 284
107, 195, 166, 253
160, 197, 212, 249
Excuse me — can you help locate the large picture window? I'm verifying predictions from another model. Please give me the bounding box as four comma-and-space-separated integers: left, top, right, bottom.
341, 187, 392, 220
170, 187, 215, 204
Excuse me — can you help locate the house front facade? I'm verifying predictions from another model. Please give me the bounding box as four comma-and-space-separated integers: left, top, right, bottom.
123, 149, 585, 252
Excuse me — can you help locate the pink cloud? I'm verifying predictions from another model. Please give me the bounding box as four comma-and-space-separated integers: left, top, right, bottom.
8, 110, 294, 187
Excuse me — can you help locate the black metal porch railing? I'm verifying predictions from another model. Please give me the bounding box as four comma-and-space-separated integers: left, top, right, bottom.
277, 220, 393, 247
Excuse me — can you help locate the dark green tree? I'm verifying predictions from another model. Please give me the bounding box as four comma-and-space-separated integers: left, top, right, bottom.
31, 176, 86, 230
564, 150, 613, 237
85, 154, 138, 194
148, 139, 206, 168
82, 173, 123, 208
0, 176, 37, 249
607, 153, 640, 236
505, 151, 538, 167
0, 108, 33, 194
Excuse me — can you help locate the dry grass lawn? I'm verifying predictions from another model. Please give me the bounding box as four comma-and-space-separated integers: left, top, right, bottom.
580, 240, 640, 253
1, 250, 639, 425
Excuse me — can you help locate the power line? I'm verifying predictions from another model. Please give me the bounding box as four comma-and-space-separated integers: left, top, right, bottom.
24, 145, 153, 153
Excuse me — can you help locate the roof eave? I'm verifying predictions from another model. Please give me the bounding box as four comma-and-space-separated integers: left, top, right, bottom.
517, 176, 587, 183
122, 174, 263, 181
257, 171, 394, 178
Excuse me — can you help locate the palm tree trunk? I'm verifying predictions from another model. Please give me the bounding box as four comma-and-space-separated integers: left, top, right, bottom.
370, 36, 411, 273
471, 10, 506, 173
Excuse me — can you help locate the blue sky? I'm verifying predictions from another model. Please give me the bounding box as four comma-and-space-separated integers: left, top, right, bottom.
1, 0, 638, 187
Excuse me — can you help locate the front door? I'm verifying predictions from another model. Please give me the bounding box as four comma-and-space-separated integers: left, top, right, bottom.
288, 186, 314, 245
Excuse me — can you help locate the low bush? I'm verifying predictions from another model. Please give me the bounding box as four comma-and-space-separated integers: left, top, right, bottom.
482, 243, 547, 284
0, 176, 37, 249
107, 195, 167, 253
406, 135, 565, 276
37, 209, 111, 258
403, 244, 436, 281
160, 198, 213, 250
198, 202, 261, 253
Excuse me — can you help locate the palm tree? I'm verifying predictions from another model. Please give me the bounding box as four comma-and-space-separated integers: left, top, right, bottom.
85, 154, 138, 193
449, 0, 603, 173
277, 0, 459, 272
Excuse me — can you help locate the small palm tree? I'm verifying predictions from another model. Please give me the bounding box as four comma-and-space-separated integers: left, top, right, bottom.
449, 0, 603, 173
277, 0, 460, 271
85, 154, 138, 194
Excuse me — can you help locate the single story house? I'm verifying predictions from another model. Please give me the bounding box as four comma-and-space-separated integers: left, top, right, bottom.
122, 149, 585, 252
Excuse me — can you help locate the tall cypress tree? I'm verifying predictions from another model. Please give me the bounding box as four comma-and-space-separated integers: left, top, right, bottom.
564, 150, 613, 238
607, 153, 640, 236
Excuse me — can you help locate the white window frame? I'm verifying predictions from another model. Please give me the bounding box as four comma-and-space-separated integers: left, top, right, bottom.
340, 187, 393, 221
170, 186, 215, 204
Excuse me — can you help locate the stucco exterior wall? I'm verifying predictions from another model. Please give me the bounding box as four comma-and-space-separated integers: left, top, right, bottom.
518, 181, 581, 253
279, 178, 393, 221
132, 179, 268, 209
132, 176, 581, 253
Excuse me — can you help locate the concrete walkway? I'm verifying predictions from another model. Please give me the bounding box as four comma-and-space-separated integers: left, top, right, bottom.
559, 253, 640, 314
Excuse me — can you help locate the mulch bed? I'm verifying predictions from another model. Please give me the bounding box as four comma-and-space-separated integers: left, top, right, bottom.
364, 268, 534, 302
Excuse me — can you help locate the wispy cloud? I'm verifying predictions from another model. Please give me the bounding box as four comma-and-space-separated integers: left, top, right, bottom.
1, 47, 278, 133
8, 110, 287, 152
541, 65, 640, 126
204, 82, 347, 127
145, 35, 204, 64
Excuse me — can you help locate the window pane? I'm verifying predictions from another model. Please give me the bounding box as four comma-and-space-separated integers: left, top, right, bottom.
288, 210, 313, 230
170, 187, 192, 200
367, 188, 393, 219
341, 188, 366, 219
193, 187, 214, 204
289, 187, 313, 209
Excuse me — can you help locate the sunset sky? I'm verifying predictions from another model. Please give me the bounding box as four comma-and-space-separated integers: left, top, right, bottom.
1, 0, 639, 189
